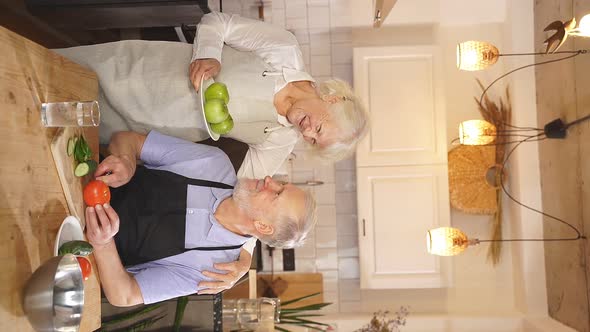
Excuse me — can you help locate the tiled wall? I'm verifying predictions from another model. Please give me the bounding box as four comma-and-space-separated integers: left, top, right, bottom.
216, 0, 359, 314
270, 0, 359, 314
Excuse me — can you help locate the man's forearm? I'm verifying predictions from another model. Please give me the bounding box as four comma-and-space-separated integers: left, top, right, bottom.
108, 131, 146, 161
93, 241, 143, 307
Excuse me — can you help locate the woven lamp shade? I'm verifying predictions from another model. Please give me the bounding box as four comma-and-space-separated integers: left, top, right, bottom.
427, 227, 470, 256
459, 120, 497, 145
457, 41, 500, 71
448, 144, 498, 215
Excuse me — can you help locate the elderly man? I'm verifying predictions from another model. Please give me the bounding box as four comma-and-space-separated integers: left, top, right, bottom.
86, 130, 316, 306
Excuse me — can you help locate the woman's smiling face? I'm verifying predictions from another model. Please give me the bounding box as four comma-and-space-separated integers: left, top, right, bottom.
286, 98, 340, 148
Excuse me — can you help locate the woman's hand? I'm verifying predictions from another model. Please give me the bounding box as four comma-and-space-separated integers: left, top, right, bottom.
94, 155, 136, 188
189, 58, 221, 92
85, 203, 120, 249
197, 249, 252, 294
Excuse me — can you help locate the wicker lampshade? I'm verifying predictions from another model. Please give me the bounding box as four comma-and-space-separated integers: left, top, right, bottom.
459, 120, 497, 145
448, 144, 498, 215
427, 227, 470, 256
457, 41, 500, 71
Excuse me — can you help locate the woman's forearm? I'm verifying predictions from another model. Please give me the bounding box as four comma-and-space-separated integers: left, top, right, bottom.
93, 241, 143, 307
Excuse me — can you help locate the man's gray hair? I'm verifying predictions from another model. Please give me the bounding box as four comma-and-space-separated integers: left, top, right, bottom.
312, 79, 369, 161
258, 189, 317, 249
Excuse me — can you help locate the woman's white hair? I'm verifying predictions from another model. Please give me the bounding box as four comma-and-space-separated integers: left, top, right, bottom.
313, 79, 369, 161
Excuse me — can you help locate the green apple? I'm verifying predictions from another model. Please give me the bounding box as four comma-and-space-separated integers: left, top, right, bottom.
204, 99, 229, 124
210, 115, 234, 135
205, 82, 230, 104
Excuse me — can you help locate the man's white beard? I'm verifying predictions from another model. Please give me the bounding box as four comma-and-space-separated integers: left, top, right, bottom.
233, 179, 264, 220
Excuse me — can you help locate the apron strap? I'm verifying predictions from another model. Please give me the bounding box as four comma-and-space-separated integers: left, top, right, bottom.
154, 169, 235, 189
184, 244, 244, 251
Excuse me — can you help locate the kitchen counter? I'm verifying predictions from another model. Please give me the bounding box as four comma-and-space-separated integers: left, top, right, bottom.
0, 26, 101, 331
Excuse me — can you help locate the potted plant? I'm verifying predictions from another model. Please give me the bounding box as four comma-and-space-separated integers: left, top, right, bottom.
275, 292, 332, 331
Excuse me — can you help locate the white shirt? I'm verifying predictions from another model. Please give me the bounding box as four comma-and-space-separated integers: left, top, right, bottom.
192, 11, 314, 179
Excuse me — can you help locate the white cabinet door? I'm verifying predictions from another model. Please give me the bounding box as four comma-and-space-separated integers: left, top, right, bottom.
353, 46, 447, 167
356, 165, 452, 289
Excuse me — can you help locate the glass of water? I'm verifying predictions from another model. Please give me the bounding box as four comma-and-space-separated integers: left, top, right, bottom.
222, 299, 239, 330
237, 298, 281, 330
41, 101, 100, 127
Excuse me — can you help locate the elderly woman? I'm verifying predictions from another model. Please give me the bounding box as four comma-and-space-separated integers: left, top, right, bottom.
56, 11, 368, 179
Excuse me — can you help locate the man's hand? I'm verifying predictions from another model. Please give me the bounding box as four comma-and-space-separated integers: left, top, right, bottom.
95, 155, 136, 188
189, 58, 221, 92
85, 203, 120, 249
197, 251, 252, 294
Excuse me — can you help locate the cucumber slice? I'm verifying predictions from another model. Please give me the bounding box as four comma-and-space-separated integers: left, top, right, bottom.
58, 240, 94, 256
67, 138, 75, 156
74, 162, 90, 177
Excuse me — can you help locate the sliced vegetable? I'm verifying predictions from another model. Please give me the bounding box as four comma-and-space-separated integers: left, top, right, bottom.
76, 256, 92, 281
82, 137, 92, 161
67, 138, 75, 156
74, 162, 90, 177
85, 159, 98, 173
74, 135, 92, 163
58, 240, 94, 256
74, 137, 84, 162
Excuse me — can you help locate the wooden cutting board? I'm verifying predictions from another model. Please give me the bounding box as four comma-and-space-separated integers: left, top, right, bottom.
223, 272, 324, 307
49, 127, 98, 228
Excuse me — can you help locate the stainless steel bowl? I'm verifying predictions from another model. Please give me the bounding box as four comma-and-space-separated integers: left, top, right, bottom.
23, 254, 84, 332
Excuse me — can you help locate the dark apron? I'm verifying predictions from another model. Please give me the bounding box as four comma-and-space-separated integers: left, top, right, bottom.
111, 166, 242, 266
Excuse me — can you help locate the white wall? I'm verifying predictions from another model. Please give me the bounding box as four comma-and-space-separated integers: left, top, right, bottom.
350, 0, 507, 27
344, 21, 519, 316
221, 0, 549, 322
232, 0, 522, 317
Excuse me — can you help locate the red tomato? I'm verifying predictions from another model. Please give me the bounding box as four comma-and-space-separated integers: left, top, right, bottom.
83, 180, 111, 206
76, 256, 92, 281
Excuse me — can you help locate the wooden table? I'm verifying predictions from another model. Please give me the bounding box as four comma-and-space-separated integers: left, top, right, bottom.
0, 27, 101, 331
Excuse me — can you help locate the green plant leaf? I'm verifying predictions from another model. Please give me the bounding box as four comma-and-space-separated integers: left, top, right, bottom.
281, 323, 325, 331
281, 302, 332, 312
118, 315, 166, 332
172, 296, 189, 332
280, 292, 321, 307
101, 303, 163, 327
279, 317, 330, 326
274, 326, 292, 332
281, 314, 323, 318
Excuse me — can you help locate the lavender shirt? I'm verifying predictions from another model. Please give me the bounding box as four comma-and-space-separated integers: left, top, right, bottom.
125, 131, 250, 304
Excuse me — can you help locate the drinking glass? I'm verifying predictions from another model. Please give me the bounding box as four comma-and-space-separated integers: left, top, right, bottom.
41, 101, 100, 127
222, 299, 239, 331
237, 298, 281, 330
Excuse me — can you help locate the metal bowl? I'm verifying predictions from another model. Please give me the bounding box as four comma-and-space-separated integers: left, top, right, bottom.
23, 254, 84, 332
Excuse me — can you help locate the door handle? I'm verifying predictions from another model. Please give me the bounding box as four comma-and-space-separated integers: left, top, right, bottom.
362, 219, 366, 236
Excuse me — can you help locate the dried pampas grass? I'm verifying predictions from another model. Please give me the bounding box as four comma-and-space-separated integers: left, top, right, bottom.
475, 79, 512, 265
